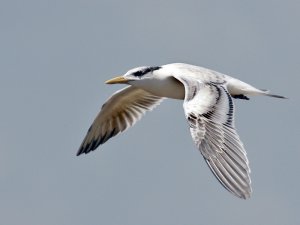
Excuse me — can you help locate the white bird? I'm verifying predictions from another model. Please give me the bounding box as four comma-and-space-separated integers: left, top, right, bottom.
77, 63, 285, 199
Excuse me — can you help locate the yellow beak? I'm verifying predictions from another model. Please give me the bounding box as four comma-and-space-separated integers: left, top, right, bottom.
105, 76, 128, 84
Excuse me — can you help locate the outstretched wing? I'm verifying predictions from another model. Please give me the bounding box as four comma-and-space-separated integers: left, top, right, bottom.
173, 76, 252, 199
77, 86, 163, 156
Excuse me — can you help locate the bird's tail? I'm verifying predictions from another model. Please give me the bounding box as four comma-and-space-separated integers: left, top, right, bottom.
260, 89, 287, 99
227, 77, 287, 99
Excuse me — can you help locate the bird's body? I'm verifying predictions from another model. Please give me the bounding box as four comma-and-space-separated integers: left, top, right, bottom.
77, 63, 285, 199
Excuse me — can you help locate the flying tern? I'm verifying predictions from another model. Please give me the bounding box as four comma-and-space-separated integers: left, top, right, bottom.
77, 63, 285, 199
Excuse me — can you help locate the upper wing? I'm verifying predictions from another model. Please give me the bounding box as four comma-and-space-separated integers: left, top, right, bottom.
77, 86, 163, 156
173, 76, 252, 199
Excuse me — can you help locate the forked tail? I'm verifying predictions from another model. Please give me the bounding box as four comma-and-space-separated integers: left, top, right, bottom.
227, 77, 287, 99
260, 89, 287, 99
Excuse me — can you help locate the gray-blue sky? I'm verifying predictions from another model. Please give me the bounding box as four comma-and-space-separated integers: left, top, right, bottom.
0, 1, 299, 225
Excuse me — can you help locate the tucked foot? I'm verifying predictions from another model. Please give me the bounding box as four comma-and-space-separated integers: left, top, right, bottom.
232, 94, 250, 100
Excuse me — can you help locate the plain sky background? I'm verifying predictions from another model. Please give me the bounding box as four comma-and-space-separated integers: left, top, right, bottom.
0, 1, 299, 225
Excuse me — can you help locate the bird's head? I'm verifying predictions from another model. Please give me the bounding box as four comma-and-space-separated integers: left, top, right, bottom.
105, 66, 162, 85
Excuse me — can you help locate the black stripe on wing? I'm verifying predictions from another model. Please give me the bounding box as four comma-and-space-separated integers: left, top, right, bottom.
184, 84, 251, 198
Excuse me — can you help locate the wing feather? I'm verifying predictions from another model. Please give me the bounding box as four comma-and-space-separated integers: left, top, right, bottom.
173, 75, 252, 199
77, 86, 163, 156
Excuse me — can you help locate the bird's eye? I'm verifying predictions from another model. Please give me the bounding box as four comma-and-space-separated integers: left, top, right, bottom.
131, 67, 161, 78
132, 71, 144, 77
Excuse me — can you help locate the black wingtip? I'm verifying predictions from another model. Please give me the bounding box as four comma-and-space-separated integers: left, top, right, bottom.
76, 142, 93, 156
76, 150, 83, 156
76, 147, 87, 156
76, 147, 94, 156
77, 129, 119, 156
76, 142, 96, 156
76, 134, 109, 156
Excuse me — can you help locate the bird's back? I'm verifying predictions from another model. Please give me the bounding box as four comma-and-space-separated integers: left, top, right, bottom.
162, 63, 228, 84
162, 63, 272, 97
